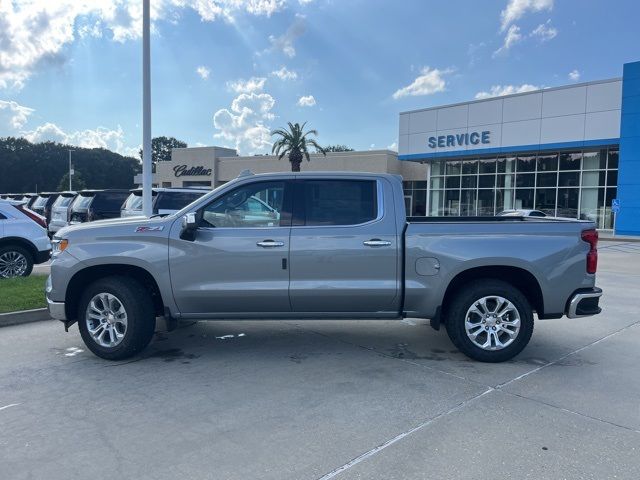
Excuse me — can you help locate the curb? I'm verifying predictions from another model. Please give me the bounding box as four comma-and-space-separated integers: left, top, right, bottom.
0, 308, 51, 328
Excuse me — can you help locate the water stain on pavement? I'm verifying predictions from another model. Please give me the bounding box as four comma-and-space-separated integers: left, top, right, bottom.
149, 348, 199, 363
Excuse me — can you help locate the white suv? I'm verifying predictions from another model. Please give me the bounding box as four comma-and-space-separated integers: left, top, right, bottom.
0, 200, 51, 278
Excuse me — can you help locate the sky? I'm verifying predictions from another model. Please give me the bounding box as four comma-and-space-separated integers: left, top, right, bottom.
0, 0, 639, 157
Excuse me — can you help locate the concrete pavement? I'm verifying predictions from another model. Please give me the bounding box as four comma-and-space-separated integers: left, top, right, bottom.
1, 243, 639, 479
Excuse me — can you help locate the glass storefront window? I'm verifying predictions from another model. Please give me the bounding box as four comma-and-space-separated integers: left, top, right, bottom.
444, 190, 460, 216
535, 188, 557, 215
461, 190, 477, 216
461, 175, 477, 189
517, 155, 536, 172
537, 154, 558, 171
462, 159, 478, 174
497, 156, 516, 174
559, 171, 580, 187
479, 158, 496, 174
560, 151, 581, 170
515, 189, 534, 209
537, 172, 557, 187
429, 190, 443, 216
516, 174, 534, 188
411, 147, 618, 226
557, 188, 579, 218
446, 161, 461, 175
477, 190, 494, 216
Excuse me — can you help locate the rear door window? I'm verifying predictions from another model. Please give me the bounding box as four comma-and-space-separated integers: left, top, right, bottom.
93, 192, 129, 211
156, 191, 205, 210
299, 180, 377, 226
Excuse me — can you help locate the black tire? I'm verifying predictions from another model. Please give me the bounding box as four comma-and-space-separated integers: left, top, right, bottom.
445, 279, 534, 363
0, 245, 33, 278
78, 276, 156, 360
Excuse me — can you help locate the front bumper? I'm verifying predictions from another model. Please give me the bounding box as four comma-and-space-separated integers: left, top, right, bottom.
35, 249, 51, 264
46, 275, 66, 321
47, 297, 66, 321
566, 287, 603, 318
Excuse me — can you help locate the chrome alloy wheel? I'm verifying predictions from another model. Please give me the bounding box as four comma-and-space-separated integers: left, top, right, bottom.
85, 293, 128, 348
465, 296, 521, 351
0, 251, 28, 278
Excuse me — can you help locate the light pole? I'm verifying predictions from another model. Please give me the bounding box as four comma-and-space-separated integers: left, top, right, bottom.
142, 0, 153, 217
68, 149, 74, 190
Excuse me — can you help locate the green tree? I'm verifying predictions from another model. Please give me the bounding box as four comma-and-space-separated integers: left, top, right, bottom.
270, 122, 326, 172
323, 144, 354, 152
57, 172, 87, 192
139, 136, 187, 164
0, 137, 140, 192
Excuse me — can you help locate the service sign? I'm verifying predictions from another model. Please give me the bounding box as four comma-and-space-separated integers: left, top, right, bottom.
428, 130, 491, 149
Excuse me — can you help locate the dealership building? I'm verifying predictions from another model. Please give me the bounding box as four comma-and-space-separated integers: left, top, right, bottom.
141, 60, 639, 235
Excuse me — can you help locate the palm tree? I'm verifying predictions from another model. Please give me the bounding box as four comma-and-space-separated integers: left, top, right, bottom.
271, 122, 326, 172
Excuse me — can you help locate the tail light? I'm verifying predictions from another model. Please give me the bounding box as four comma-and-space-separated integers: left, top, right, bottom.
15, 204, 47, 229
87, 208, 94, 222
581, 229, 598, 274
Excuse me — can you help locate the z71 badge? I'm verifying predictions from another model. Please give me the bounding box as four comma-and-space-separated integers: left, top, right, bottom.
135, 226, 164, 232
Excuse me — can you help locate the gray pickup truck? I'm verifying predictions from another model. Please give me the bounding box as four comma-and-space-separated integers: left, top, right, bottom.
46, 172, 602, 362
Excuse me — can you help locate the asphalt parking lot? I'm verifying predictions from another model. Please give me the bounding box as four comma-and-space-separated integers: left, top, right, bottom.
1, 243, 640, 480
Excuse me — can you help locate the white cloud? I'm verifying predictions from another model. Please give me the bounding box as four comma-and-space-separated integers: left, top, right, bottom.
0, 100, 34, 130
271, 66, 298, 81
531, 19, 557, 42
387, 142, 398, 152
268, 14, 306, 58
475, 84, 540, 99
21, 122, 136, 156
493, 24, 522, 57
569, 69, 581, 81
500, 0, 554, 32
196, 66, 211, 80
392, 67, 451, 100
213, 92, 276, 154
297, 95, 316, 107
0, 1, 292, 90
228, 76, 267, 93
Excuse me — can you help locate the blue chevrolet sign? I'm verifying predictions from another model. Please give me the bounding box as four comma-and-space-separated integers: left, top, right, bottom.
428, 130, 491, 149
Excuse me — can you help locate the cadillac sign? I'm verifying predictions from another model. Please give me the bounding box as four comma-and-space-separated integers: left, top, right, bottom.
173, 165, 212, 177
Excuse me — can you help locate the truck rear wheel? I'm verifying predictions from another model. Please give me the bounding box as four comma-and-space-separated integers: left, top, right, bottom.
445, 279, 533, 362
78, 276, 156, 360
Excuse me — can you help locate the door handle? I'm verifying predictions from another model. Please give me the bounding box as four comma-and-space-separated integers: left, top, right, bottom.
363, 239, 392, 247
257, 240, 285, 248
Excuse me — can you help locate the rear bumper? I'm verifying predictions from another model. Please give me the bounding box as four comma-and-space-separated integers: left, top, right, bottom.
566, 287, 603, 318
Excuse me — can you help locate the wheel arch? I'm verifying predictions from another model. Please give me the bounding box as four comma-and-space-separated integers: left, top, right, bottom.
0, 237, 37, 260
440, 265, 544, 323
65, 264, 165, 322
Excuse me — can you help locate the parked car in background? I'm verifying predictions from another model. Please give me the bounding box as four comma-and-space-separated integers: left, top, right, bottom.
23, 193, 39, 209
121, 187, 209, 218
497, 209, 547, 217
68, 190, 130, 224
48, 191, 77, 237
0, 199, 51, 278
48, 172, 602, 362
30, 192, 60, 225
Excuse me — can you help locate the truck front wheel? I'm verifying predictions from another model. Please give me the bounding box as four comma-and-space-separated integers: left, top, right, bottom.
445, 279, 534, 362
78, 276, 156, 360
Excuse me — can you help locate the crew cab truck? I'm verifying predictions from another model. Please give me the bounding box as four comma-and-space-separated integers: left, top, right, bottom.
46, 172, 602, 362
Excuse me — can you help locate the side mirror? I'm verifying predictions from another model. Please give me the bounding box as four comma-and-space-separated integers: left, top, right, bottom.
180, 212, 198, 241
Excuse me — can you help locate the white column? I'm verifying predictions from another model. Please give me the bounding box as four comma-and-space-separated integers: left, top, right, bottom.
142, 0, 153, 217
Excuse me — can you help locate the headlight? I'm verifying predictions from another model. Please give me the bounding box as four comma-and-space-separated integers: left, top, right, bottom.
52, 238, 69, 256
